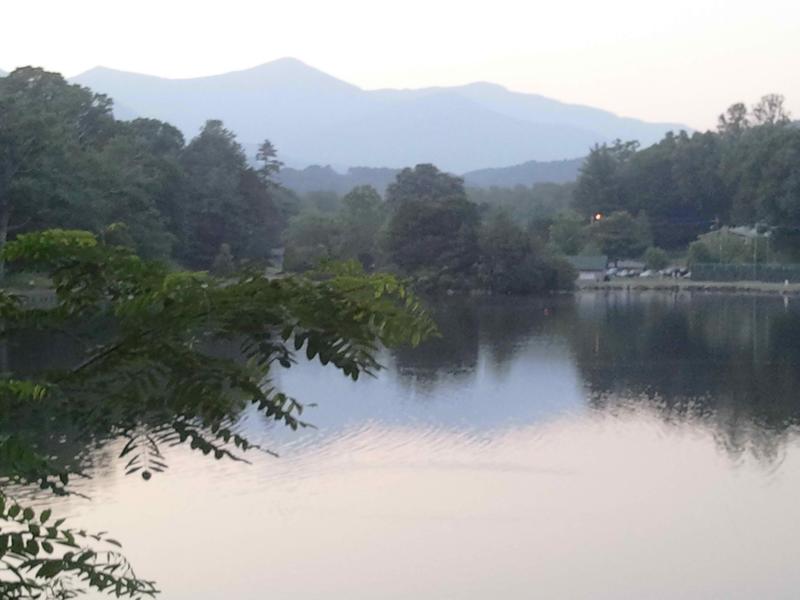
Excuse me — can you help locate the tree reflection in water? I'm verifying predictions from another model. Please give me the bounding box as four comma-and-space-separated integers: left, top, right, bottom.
389, 291, 800, 461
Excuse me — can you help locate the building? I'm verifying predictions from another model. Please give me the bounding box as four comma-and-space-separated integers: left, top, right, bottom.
566, 255, 608, 282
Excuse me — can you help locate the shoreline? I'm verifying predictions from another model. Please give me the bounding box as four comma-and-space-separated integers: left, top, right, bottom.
576, 279, 800, 296
8, 279, 800, 302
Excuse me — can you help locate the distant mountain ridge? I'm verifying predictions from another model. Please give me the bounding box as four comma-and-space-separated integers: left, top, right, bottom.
277, 157, 584, 195
66, 58, 686, 172
277, 166, 400, 196
463, 157, 583, 188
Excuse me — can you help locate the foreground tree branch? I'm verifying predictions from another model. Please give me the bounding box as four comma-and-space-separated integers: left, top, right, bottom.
0, 229, 436, 598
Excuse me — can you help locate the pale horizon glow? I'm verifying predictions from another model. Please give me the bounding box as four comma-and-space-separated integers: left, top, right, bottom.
2, 0, 799, 130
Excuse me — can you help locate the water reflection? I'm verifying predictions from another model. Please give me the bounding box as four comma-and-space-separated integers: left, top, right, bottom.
382, 292, 800, 459
71, 407, 800, 600
10, 291, 800, 598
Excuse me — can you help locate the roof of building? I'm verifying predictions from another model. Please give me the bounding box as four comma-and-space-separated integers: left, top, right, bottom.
617, 259, 646, 269
566, 255, 608, 271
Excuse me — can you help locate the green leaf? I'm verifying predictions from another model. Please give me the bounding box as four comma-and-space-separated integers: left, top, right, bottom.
36, 561, 63, 579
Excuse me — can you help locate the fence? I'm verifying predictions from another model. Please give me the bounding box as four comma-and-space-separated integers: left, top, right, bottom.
691, 263, 800, 283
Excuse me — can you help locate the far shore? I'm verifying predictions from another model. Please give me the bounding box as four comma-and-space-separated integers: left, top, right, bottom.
7, 279, 800, 303
577, 279, 800, 295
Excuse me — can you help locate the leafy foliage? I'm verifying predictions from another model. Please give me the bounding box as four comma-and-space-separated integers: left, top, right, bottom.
178, 121, 284, 268
385, 165, 480, 286
687, 228, 770, 265
572, 94, 800, 254
282, 212, 342, 272
573, 140, 638, 218
336, 186, 385, 269
0, 70, 289, 277
477, 210, 574, 294
643, 246, 669, 271
588, 211, 652, 264
548, 210, 587, 255
0, 229, 436, 598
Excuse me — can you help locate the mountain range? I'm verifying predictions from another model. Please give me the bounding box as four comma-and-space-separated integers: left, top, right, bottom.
62, 58, 685, 173
277, 157, 584, 195
2, 60, 685, 173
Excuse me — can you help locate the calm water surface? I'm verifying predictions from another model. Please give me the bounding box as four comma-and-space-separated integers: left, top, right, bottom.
33, 291, 800, 599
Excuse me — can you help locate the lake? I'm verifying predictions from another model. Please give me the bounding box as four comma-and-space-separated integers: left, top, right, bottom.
29, 291, 800, 599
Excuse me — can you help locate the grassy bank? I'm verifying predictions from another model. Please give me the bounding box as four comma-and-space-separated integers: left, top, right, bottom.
577, 279, 800, 295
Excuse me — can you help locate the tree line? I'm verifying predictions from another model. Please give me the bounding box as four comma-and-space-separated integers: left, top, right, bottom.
563, 94, 800, 264
7, 66, 795, 290
1, 67, 574, 294
283, 164, 576, 294
0, 67, 289, 275
283, 93, 800, 276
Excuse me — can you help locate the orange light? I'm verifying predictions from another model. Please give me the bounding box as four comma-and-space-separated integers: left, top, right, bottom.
594, 213, 604, 221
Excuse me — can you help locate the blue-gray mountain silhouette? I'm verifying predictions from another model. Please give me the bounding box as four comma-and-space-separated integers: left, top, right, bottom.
70, 58, 685, 172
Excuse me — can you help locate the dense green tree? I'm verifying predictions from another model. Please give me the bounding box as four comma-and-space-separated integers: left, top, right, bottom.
386, 163, 466, 209
179, 122, 283, 267
282, 212, 341, 272
478, 210, 550, 293
385, 165, 479, 279
337, 185, 385, 269
479, 211, 530, 272
299, 190, 341, 214
0, 69, 195, 264
643, 246, 669, 270
751, 94, 791, 126
179, 120, 249, 267
720, 122, 800, 229
717, 102, 750, 136
548, 210, 588, 255
80, 130, 179, 259
688, 228, 770, 265
255, 139, 283, 184
0, 68, 115, 276
237, 168, 285, 262
468, 182, 575, 234
667, 131, 728, 228
589, 211, 651, 264
687, 239, 715, 266
573, 140, 638, 218
624, 131, 726, 248
119, 118, 189, 251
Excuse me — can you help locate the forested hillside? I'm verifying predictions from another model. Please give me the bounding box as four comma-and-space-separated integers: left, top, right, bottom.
4, 66, 799, 293
276, 157, 583, 195
0, 67, 288, 272
568, 95, 800, 261
0, 67, 575, 294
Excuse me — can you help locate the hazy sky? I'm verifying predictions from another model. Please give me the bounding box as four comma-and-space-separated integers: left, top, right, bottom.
2, 0, 798, 129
